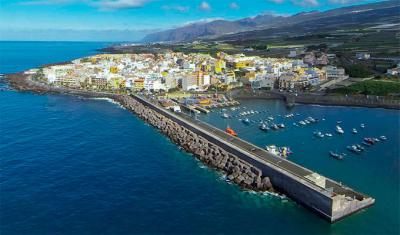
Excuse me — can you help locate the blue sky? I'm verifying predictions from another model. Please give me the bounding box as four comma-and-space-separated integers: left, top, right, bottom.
0, 0, 382, 41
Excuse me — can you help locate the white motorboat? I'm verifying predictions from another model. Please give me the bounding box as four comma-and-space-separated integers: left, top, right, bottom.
336, 125, 344, 134
221, 113, 230, 119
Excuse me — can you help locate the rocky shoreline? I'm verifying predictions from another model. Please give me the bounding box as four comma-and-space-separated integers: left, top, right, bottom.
118, 95, 273, 191
4, 72, 274, 192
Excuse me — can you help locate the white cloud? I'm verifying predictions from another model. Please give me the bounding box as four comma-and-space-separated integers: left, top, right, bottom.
292, 0, 319, 7
162, 5, 189, 13
269, 0, 285, 4
91, 0, 150, 10
18, 0, 151, 10
229, 2, 240, 9
198, 1, 211, 11
182, 18, 224, 26
262, 10, 290, 17
18, 0, 76, 5
328, 0, 364, 4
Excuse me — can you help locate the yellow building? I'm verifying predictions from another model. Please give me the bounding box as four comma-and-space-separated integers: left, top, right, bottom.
110, 66, 118, 74
215, 59, 226, 73
133, 79, 145, 90
245, 71, 256, 81
110, 77, 125, 89
234, 60, 253, 69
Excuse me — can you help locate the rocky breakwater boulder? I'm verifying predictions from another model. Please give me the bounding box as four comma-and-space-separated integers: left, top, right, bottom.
117, 95, 274, 192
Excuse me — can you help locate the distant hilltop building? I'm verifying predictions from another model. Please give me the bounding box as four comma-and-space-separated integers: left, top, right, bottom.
386, 64, 399, 77
356, 52, 371, 60
303, 52, 329, 66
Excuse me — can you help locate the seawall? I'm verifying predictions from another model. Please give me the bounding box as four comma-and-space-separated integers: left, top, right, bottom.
126, 94, 375, 223
115, 95, 274, 192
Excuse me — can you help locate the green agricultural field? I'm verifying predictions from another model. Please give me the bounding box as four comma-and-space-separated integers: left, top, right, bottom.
331, 79, 400, 96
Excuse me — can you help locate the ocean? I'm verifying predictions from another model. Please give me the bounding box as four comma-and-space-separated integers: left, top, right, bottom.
0, 41, 399, 235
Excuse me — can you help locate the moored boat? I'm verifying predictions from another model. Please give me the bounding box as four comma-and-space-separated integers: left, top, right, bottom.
361, 141, 372, 146
380, 135, 387, 141
347, 145, 361, 153
364, 137, 375, 144
313, 131, 324, 138
330, 151, 344, 160
271, 124, 279, 130
221, 113, 230, 118
356, 144, 364, 151
259, 123, 269, 131
336, 125, 344, 134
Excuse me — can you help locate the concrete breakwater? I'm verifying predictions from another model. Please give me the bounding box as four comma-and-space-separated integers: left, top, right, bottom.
117, 95, 274, 192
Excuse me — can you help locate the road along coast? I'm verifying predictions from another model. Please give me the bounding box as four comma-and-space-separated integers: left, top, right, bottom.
233, 89, 400, 110
4, 72, 375, 223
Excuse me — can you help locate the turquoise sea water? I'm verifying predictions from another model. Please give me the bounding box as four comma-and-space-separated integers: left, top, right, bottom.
0, 41, 399, 234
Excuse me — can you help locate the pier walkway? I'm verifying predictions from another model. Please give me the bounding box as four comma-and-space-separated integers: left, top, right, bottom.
132, 94, 375, 222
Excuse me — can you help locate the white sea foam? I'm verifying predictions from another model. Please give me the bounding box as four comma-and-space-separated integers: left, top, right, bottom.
89, 97, 126, 109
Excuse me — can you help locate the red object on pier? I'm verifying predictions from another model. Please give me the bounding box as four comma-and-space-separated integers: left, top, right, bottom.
225, 127, 237, 136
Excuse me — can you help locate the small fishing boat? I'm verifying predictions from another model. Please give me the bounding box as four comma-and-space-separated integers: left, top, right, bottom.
356, 144, 364, 151
336, 125, 344, 134
361, 141, 372, 146
352, 128, 358, 134
278, 123, 285, 128
221, 113, 230, 119
325, 133, 333, 137
337, 121, 342, 124
380, 135, 387, 141
313, 131, 324, 138
299, 121, 306, 126
360, 123, 365, 128
330, 151, 344, 160
271, 124, 279, 130
259, 123, 269, 131
307, 117, 316, 123
242, 118, 250, 124
364, 138, 375, 145
347, 145, 361, 153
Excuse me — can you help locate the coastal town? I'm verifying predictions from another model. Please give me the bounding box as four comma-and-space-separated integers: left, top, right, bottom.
28, 51, 349, 94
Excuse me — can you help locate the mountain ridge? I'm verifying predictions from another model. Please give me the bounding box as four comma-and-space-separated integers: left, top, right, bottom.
142, 0, 399, 43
